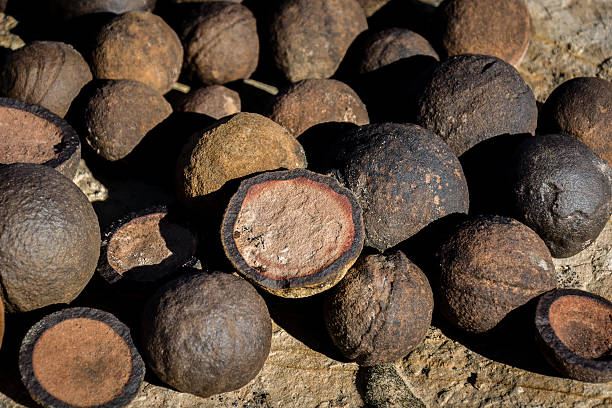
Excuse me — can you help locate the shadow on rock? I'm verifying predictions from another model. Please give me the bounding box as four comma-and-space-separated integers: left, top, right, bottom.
434, 297, 560, 378
264, 291, 351, 363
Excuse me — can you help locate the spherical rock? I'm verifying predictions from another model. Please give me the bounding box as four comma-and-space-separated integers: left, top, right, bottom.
439, 0, 531, 66
82, 79, 172, 161
176, 112, 307, 203
269, 79, 369, 137
438, 215, 557, 333
509, 134, 612, 258
141, 272, 271, 397
357, 28, 438, 74
172, 85, 240, 119
415, 54, 537, 157
271, 0, 368, 82
0, 41, 92, 117
179, 2, 258, 84
541, 77, 612, 166
0, 163, 100, 313
331, 123, 469, 251
324, 250, 433, 366
91, 10, 183, 94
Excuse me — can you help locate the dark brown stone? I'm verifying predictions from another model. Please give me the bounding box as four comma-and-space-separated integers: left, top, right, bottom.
0, 97, 81, 179
415, 54, 537, 157
509, 134, 612, 258
324, 250, 433, 366
51, 0, 156, 20
541, 77, 612, 166
172, 85, 241, 119
0, 41, 92, 117
141, 272, 271, 397
222, 169, 365, 298
82, 79, 172, 161
269, 79, 369, 137
535, 289, 612, 383
331, 123, 469, 251
0, 164, 100, 313
19, 307, 144, 408
357, 28, 439, 74
270, 0, 367, 82
98, 205, 198, 285
179, 2, 258, 84
439, 0, 531, 66
438, 215, 556, 333
91, 11, 183, 93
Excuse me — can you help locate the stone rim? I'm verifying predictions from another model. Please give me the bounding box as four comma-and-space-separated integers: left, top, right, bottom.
221, 169, 364, 296
19, 307, 145, 408
535, 288, 612, 382
0, 97, 80, 179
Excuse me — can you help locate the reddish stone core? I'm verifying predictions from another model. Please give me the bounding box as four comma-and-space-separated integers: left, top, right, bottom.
32, 318, 132, 407
233, 177, 355, 280
0, 107, 63, 164
549, 295, 612, 360
107, 212, 196, 281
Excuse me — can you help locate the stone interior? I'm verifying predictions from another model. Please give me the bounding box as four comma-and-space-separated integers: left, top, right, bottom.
31, 318, 132, 407
0, 106, 63, 164
107, 212, 196, 281
548, 295, 612, 360
233, 177, 355, 280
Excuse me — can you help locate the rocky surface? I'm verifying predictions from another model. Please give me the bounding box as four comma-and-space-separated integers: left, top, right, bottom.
0, 0, 611, 407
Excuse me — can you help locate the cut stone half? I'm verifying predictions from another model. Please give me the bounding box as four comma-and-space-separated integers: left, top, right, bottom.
535, 289, 612, 383
19, 307, 144, 408
0, 98, 81, 179
222, 169, 364, 298
98, 206, 198, 284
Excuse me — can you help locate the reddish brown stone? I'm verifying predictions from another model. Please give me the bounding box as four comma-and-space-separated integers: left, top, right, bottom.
91, 11, 183, 93
82, 79, 172, 161
438, 215, 557, 333
324, 250, 433, 366
541, 77, 612, 166
439, 0, 531, 66
180, 2, 258, 84
270, 79, 369, 137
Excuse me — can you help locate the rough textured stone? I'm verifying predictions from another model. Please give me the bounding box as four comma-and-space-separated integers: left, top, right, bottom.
270, 0, 368, 82
0, 1, 611, 407
357, 28, 439, 74
176, 113, 307, 203
0, 41, 92, 117
179, 2, 258, 85
415, 54, 538, 157
91, 11, 183, 94
269, 79, 369, 137
439, 0, 531, 66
